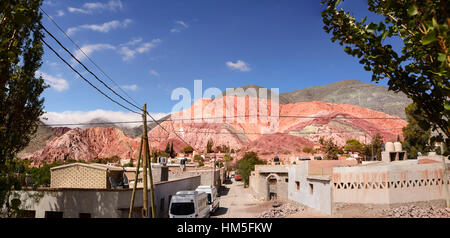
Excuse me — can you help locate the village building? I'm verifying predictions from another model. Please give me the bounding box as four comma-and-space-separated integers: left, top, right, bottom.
249, 165, 289, 201
14, 163, 202, 218
287, 150, 449, 215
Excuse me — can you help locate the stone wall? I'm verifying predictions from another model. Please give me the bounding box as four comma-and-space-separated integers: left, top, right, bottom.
51, 165, 108, 189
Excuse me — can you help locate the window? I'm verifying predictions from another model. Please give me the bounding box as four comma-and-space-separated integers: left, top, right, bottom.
79, 213, 91, 218
170, 202, 195, 216
296, 181, 300, 191
285, 178, 289, 183
309, 183, 314, 195
45, 211, 63, 218
17, 210, 36, 218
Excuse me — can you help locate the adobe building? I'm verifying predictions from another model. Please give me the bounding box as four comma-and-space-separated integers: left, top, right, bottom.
249, 165, 289, 201
288, 153, 450, 215
13, 163, 202, 218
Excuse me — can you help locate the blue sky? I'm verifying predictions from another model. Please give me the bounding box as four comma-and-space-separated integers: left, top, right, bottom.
39, 0, 395, 124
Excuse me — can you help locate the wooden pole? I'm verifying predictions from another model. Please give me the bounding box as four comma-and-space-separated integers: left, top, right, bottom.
142, 104, 149, 218
442, 156, 450, 208
146, 148, 157, 218
128, 136, 143, 218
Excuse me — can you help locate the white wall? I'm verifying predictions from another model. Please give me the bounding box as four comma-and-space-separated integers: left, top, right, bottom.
288, 163, 332, 215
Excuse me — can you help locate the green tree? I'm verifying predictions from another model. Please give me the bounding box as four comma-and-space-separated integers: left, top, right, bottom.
206, 139, 214, 153
321, 0, 449, 139
0, 0, 46, 217
223, 154, 234, 172
362, 134, 384, 160
170, 142, 175, 158
182, 145, 194, 155
302, 147, 314, 154
165, 142, 171, 154
402, 103, 433, 159
322, 139, 340, 160
344, 139, 364, 153
237, 152, 266, 187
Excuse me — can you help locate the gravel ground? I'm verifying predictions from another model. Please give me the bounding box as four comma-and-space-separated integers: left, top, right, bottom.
381, 205, 450, 218
257, 203, 304, 218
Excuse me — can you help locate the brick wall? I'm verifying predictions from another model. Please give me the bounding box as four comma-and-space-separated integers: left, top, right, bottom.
51, 165, 108, 189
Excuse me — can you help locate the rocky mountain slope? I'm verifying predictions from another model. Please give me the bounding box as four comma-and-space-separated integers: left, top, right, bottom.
23, 96, 407, 164
20, 80, 410, 163
280, 80, 411, 118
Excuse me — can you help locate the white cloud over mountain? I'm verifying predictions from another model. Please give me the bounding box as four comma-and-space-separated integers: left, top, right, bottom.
42, 110, 167, 128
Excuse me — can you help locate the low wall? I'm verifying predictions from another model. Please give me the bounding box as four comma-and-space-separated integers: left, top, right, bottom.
332, 161, 450, 205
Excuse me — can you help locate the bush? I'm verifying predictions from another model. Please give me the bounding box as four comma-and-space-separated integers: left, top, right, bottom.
237, 152, 266, 187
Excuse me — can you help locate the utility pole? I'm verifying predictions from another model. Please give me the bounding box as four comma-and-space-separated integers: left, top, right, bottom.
128, 104, 157, 218
142, 104, 149, 218
212, 156, 216, 188
146, 139, 157, 218
128, 137, 143, 218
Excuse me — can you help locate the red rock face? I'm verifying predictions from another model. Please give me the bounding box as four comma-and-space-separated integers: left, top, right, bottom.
24, 97, 407, 164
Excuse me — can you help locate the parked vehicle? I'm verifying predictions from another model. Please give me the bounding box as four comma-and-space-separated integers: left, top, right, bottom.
169, 191, 210, 218
195, 186, 220, 214
234, 173, 242, 181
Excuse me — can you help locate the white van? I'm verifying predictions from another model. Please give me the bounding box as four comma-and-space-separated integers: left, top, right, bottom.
195, 186, 219, 214
169, 191, 210, 218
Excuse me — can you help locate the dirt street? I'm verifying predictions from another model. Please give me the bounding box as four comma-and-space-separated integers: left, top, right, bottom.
212, 179, 273, 218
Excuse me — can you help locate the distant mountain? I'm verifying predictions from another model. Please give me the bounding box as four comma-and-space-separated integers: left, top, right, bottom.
280, 80, 412, 118
224, 80, 411, 118
17, 122, 70, 158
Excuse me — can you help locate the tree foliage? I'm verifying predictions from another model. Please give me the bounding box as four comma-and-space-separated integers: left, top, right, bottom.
402, 102, 433, 159
362, 133, 384, 160
302, 147, 314, 154
0, 0, 46, 217
237, 152, 266, 186
320, 138, 340, 160
206, 139, 214, 153
182, 145, 194, 155
321, 0, 449, 139
344, 139, 364, 153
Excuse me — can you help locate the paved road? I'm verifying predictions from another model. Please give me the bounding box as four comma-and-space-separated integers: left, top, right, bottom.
212, 179, 272, 218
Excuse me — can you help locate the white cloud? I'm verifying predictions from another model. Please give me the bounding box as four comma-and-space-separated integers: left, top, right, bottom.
67, 19, 132, 36
73, 44, 116, 63
149, 70, 160, 77
36, 71, 69, 92
171, 20, 189, 33
176, 20, 189, 28
67, 0, 123, 14
67, 7, 90, 14
41, 110, 167, 128
56, 10, 65, 17
226, 60, 251, 72
120, 84, 138, 91
119, 39, 161, 61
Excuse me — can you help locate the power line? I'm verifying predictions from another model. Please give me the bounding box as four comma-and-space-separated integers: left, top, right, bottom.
41, 25, 143, 112
41, 38, 141, 115
39, 7, 141, 107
